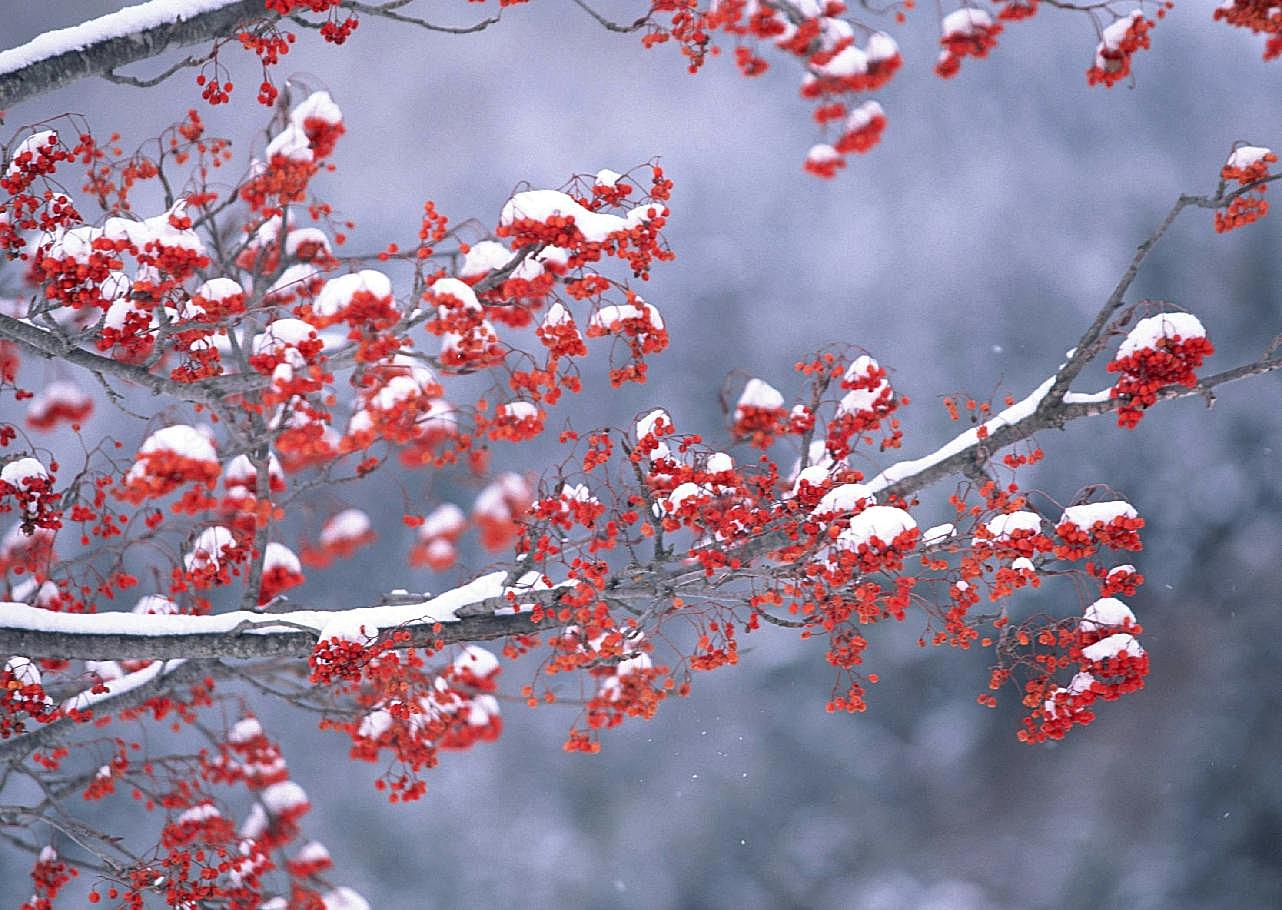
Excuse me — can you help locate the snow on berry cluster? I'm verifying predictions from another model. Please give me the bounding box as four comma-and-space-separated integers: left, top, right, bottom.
1086, 11, 1155, 87
1107, 312, 1214, 428
1215, 143, 1277, 233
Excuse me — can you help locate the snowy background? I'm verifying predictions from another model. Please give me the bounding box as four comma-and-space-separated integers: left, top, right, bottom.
4, 2, 1282, 907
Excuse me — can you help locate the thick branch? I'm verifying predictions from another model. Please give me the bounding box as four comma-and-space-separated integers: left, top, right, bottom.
0, 312, 253, 406
4, 348, 1278, 666
0, 1, 270, 114
0, 588, 555, 661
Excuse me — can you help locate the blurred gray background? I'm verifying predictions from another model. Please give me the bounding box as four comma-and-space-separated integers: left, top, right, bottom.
3, 2, 1282, 907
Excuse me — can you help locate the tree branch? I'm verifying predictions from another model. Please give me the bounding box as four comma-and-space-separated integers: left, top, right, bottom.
0, 659, 215, 764
0, 1, 271, 115
0, 586, 556, 661
0, 312, 256, 406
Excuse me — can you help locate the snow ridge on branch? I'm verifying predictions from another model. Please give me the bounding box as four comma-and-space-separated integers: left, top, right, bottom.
0, 0, 266, 113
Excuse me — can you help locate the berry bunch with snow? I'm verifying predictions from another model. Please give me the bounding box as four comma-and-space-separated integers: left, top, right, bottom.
1086, 11, 1155, 88
1214, 144, 1277, 233
1107, 312, 1214, 428
935, 9, 1004, 79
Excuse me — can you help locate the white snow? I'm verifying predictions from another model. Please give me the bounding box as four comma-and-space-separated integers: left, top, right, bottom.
1098, 10, 1143, 55
139, 424, 217, 462
261, 780, 308, 815
4, 131, 56, 177
590, 299, 664, 332
314, 270, 392, 318
294, 840, 331, 864
814, 45, 867, 78
264, 125, 312, 163
1082, 632, 1145, 661
497, 401, 540, 422
286, 227, 330, 257
866, 32, 900, 63
1063, 389, 1113, 405
922, 523, 955, 545
1058, 501, 1137, 530
941, 8, 994, 36
541, 302, 573, 328
790, 463, 831, 496
320, 509, 372, 546
176, 803, 221, 826
452, 644, 499, 679
323, 887, 370, 910
239, 804, 268, 840
262, 542, 300, 574
460, 240, 515, 278
84, 660, 124, 682
805, 143, 840, 165
976, 510, 1042, 543
668, 482, 710, 511
266, 264, 322, 299
844, 101, 885, 134
500, 189, 658, 243
474, 473, 530, 519
811, 483, 874, 516
3, 567, 533, 670
251, 318, 318, 357
132, 594, 177, 615
228, 716, 263, 744
193, 276, 243, 302
559, 482, 595, 503
836, 505, 916, 549
1044, 671, 1095, 718
421, 503, 466, 538
184, 526, 236, 571
1226, 145, 1274, 171
2, 456, 49, 487
1116, 312, 1207, 359
706, 452, 734, 474
637, 409, 672, 441
467, 694, 500, 727
431, 277, 482, 312
735, 378, 784, 413
224, 453, 284, 490
594, 168, 623, 187
837, 355, 890, 414
1080, 597, 1137, 631
5, 655, 41, 687
290, 90, 342, 127
357, 708, 393, 741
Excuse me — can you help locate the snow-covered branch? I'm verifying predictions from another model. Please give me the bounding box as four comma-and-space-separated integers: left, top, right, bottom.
0, 573, 556, 661
0, 1, 268, 114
